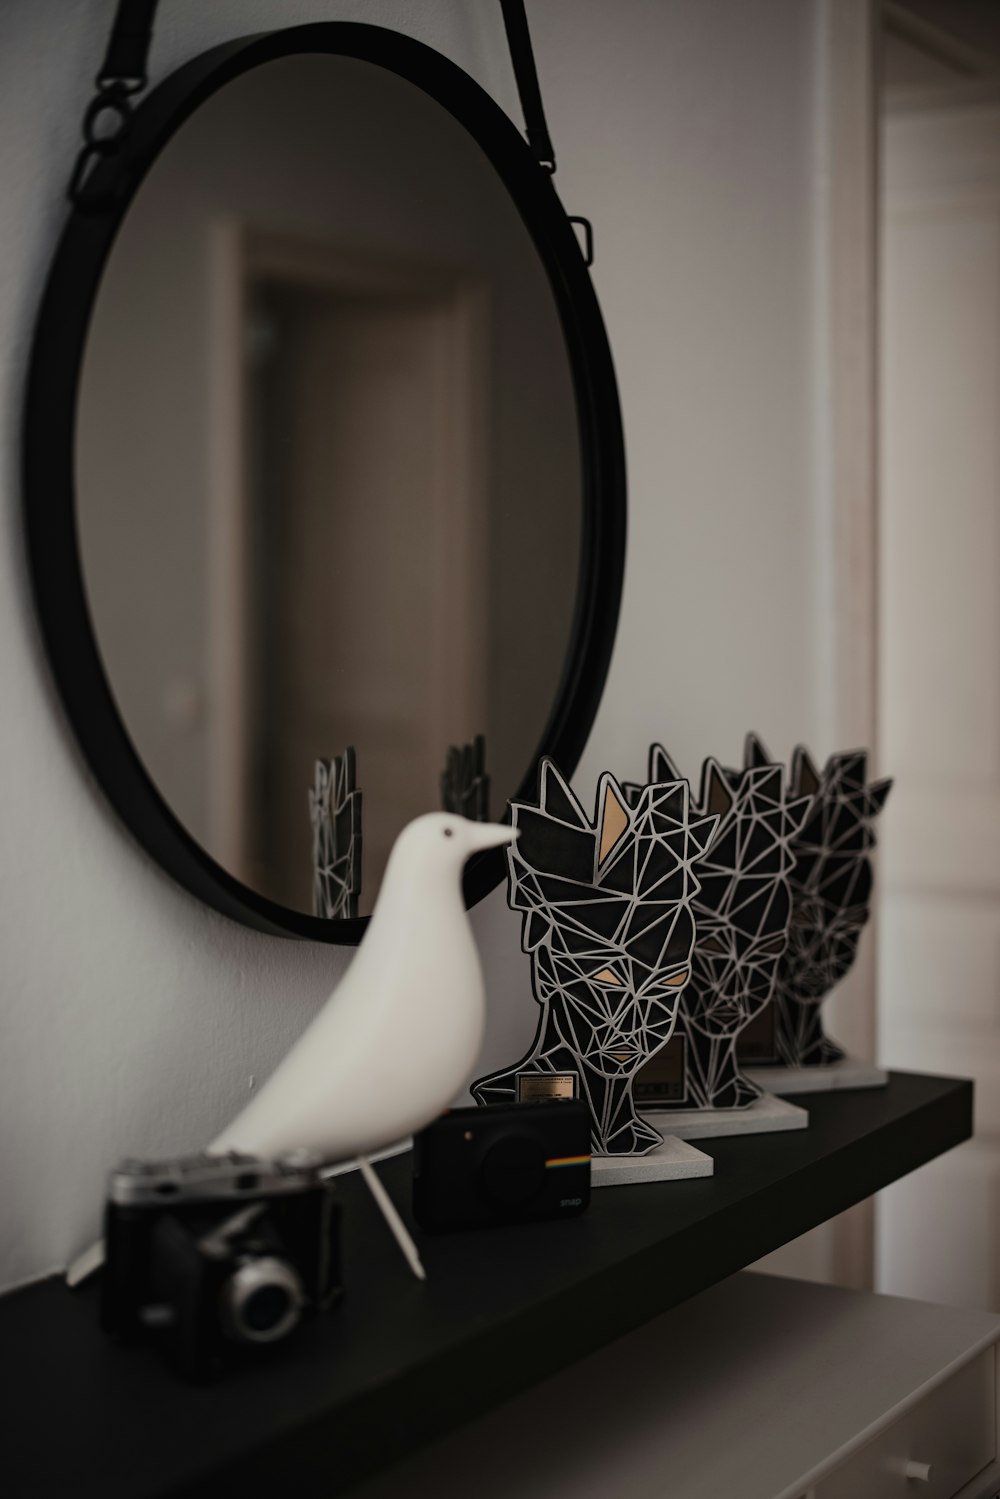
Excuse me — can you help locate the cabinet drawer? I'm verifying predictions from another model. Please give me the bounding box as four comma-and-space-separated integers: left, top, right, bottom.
815, 1349, 995, 1499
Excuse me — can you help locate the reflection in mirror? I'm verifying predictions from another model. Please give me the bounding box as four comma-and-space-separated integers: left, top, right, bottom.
77, 55, 582, 917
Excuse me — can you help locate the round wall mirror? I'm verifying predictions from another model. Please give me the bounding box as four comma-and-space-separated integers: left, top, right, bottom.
25, 24, 625, 941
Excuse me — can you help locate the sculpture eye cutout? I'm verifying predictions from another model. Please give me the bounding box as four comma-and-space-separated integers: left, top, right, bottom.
700, 933, 728, 955
661, 970, 689, 988
758, 936, 785, 956
593, 967, 624, 987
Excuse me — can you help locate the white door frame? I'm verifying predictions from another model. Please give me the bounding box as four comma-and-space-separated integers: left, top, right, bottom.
756, 0, 881, 1292
821, 0, 880, 1291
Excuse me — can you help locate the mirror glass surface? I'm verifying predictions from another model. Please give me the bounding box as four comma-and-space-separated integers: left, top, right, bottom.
76, 54, 582, 918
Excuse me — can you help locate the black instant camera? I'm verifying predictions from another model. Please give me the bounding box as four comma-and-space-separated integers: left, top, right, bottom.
412, 1099, 591, 1231
102, 1150, 342, 1381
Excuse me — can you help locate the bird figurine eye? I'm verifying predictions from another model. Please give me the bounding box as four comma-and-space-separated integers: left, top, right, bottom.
443, 828, 454, 838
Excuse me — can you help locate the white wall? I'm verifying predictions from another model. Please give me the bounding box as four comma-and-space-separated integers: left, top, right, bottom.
0, 0, 842, 1294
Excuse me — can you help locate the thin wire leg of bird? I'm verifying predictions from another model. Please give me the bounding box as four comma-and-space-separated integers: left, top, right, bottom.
356, 1156, 427, 1282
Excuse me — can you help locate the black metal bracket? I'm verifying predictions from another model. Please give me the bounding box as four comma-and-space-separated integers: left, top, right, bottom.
68, 0, 159, 210
500, 1, 594, 264
569, 215, 594, 268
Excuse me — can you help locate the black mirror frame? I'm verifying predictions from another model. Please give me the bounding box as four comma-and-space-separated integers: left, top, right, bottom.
23, 21, 626, 944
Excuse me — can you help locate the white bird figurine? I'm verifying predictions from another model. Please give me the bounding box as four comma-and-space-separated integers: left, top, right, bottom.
211, 812, 516, 1162
66, 813, 515, 1288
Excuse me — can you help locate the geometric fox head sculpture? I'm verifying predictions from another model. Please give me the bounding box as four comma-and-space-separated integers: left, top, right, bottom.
639, 744, 813, 1044
744, 734, 892, 1005
480, 758, 719, 1154
510, 759, 720, 1079
470, 761, 719, 1157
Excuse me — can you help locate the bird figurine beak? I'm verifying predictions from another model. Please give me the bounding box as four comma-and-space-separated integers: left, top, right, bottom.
464, 822, 519, 852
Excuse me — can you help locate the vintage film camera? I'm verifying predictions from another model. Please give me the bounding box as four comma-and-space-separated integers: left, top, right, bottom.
102, 1150, 342, 1381
413, 1099, 591, 1231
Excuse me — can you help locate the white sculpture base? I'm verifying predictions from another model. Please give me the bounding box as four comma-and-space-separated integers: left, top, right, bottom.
639, 1092, 808, 1139
745, 1055, 889, 1095
591, 1134, 713, 1187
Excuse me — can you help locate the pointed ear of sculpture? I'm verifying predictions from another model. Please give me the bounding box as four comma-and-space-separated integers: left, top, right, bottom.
791, 744, 821, 799
826, 749, 867, 789
744, 732, 773, 770
787, 792, 814, 837
698, 758, 735, 822
536, 758, 588, 828
749, 762, 785, 801
620, 779, 643, 810
648, 742, 684, 784
595, 773, 631, 870
865, 777, 893, 819
688, 812, 721, 858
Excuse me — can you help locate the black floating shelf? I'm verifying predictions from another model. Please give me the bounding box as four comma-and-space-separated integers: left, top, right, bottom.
1, 1071, 972, 1499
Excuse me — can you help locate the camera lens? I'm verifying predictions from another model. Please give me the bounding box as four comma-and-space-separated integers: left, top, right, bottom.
219, 1258, 304, 1345
243, 1285, 292, 1333
480, 1133, 546, 1206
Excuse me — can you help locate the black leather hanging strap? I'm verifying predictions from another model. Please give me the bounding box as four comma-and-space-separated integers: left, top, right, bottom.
69, 2, 593, 255
68, 0, 160, 208
500, 0, 556, 173
98, 0, 160, 87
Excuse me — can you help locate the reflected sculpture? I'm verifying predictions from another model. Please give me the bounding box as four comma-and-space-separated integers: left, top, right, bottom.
472, 760, 719, 1155
441, 734, 490, 822
310, 748, 363, 921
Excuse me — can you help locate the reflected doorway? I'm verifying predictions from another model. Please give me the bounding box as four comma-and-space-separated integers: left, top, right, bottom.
209, 229, 489, 910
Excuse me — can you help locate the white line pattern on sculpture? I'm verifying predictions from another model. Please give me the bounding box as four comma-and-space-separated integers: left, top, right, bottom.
739, 734, 892, 1068
628, 743, 812, 1109
472, 759, 719, 1155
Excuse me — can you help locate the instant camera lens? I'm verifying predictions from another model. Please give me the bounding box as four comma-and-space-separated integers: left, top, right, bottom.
480, 1133, 546, 1206
219, 1258, 304, 1345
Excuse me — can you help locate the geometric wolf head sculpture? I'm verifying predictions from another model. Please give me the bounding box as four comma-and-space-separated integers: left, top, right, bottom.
471, 759, 719, 1155
309, 747, 363, 922
629, 743, 812, 1110
739, 734, 892, 1069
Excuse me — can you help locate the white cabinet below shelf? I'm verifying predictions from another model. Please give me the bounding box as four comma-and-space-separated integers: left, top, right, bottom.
353, 1271, 1000, 1499
811, 1347, 994, 1498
